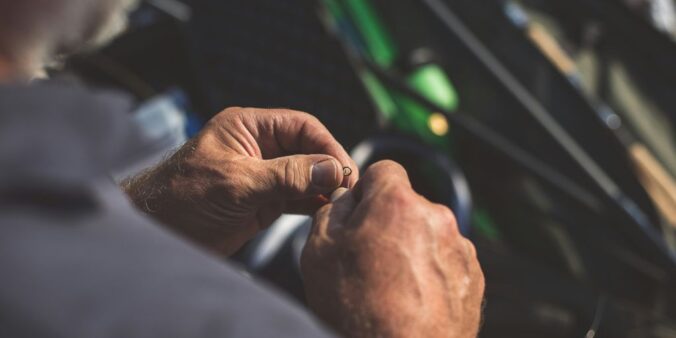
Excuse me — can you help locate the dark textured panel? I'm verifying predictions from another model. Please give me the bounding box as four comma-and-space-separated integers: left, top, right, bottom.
186, 0, 378, 149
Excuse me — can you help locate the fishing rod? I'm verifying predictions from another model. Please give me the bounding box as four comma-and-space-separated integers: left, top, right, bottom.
361, 60, 603, 213
509, 0, 676, 179
503, 1, 676, 228
418, 0, 676, 266
438, 0, 663, 230
322, 1, 607, 212
363, 58, 676, 268
322, 0, 675, 267
321, 0, 638, 253
519, 0, 676, 124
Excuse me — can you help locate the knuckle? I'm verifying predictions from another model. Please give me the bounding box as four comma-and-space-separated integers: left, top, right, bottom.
209, 107, 246, 127
219, 106, 245, 119
278, 109, 318, 123
293, 110, 319, 122
277, 108, 304, 115
278, 160, 305, 196
362, 160, 409, 186
434, 204, 459, 233
302, 112, 321, 124
382, 184, 414, 206
368, 160, 406, 176
462, 238, 478, 260
300, 114, 326, 132
223, 106, 243, 114
413, 203, 460, 238
476, 268, 486, 292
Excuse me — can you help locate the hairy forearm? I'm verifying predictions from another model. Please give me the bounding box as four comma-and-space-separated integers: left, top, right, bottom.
119, 138, 261, 256
121, 140, 197, 212
119, 142, 219, 246
120, 166, 163, 214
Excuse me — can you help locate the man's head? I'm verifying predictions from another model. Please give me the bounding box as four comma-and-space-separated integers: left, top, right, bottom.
0, 0, 139, 82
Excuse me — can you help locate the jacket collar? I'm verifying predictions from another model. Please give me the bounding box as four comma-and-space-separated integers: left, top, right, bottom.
0, 81, 150, 188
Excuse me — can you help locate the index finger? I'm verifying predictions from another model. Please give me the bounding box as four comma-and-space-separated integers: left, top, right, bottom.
252, 109, 360, 188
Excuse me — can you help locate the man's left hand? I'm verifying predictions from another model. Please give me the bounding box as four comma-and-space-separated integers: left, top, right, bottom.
123, 107, 358, 256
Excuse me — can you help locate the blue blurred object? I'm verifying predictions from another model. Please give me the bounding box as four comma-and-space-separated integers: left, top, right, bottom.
113, 90, 189, 181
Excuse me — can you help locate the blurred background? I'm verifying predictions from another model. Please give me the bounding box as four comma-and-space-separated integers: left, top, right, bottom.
59, 0, 676, 336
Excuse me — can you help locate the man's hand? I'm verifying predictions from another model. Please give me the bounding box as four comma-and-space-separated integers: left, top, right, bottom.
123, 107, 358, 256
301, 161, 484, 338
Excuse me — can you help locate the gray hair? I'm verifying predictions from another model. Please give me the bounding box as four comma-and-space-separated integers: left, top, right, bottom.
0, 0, 139, 81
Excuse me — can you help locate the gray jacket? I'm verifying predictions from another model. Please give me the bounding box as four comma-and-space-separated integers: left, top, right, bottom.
0, 82, 333, 338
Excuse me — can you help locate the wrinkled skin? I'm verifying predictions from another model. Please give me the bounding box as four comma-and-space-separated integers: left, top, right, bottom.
124, 107, 358, 256
125, 107, 484, 337
302, 161, 485, 338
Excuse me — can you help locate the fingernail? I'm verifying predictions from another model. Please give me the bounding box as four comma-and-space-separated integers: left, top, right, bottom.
312, 159, 340, 189
330, 187, 349, 202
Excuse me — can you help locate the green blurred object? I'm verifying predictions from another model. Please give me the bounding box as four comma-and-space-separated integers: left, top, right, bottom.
407, 64, 459, 111
336, 0, 459, 146
359, 71, 397, 120
472, 210, 501, 240
394, 94, 450, 148
322, 0, 344, 20
325, 0, 501, 241
343, 0, 397, 67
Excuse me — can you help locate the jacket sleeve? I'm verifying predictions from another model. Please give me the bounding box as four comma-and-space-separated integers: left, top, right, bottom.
0, 182, 335, 338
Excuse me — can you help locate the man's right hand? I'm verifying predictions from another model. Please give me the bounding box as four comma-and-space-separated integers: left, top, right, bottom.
301, 161, 484, 338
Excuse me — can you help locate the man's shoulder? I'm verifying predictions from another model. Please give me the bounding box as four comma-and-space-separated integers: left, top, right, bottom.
0, 180, 333, 338
0, 81, 147, 186
0, 82, 334, 338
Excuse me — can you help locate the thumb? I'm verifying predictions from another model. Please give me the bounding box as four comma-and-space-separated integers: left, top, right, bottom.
260, 154, 343, 200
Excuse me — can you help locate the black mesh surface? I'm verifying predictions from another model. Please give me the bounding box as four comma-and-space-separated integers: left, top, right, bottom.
186, 0, 378, 148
